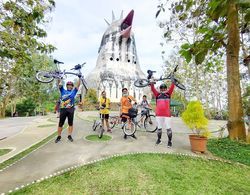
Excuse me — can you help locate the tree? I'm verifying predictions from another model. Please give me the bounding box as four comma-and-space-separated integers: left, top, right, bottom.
0, 0, 56, 117
157, 0, 249, 140
84, 88, 98, 104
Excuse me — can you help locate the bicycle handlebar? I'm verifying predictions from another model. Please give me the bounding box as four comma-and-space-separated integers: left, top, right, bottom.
70, 62, 86, 71
147, 64, 179, 79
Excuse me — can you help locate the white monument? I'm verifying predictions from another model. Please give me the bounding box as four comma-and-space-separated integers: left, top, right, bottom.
86, 10, 148, 102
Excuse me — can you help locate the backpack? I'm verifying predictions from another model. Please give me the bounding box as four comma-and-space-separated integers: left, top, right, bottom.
128, 107, 138, 118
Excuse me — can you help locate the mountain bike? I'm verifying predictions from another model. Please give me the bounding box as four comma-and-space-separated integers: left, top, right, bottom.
35, 59, 88, 92
122, 106, 157, 136
109, 107, 157, 135
134, 65, 186, 90
109, 115, 122, 129
92, 118, 105, 139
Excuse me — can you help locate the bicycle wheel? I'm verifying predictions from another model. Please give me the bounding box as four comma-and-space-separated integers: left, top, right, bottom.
109, 116, 117, 129
98, 125, 104, 138
134, 79, 149, 88
173, 78, 186, 90
144, 115, 157, 133
123, 120, 136, 136
92, 120, 98, 131
36, 71, 54, 83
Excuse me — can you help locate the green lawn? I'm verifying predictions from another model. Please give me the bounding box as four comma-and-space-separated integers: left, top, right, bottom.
85, 134, 112, 141
208, 138, 250, 166
12, 153, 250, 195
37, 124, 56, 128
0, 149, 11, 156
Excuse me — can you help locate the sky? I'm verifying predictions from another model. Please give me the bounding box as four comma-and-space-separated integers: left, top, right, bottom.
45, 0, 171, 77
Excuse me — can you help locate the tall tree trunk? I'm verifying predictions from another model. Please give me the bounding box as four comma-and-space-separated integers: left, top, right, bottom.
226, 1, 246, 140
0, 96, 9, 118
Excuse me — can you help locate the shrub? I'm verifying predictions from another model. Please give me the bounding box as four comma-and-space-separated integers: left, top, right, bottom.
16, 98, 36, 116
181, 101, 210, 137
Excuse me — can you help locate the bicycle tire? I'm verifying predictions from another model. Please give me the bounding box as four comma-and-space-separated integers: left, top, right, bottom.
98, 125, 104, 138
92, 120, 98, 131
173, 78, 186, 90
36, 71, 54, 83
134, 79, 149, 88
144, 115, 157, 133
123, 120, 136, 136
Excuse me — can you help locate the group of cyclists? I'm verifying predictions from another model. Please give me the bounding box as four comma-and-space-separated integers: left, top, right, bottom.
54, 76, 175, 148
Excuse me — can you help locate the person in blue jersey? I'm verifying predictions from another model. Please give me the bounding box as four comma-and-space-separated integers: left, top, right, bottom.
55, 77, 80, 143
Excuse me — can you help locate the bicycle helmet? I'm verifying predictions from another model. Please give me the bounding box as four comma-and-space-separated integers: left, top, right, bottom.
66, 81, 74, 86
159, 83, 167, 89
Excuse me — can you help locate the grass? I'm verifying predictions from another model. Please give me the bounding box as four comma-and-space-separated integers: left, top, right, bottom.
85, 134, 112, 141
0, 149, 11, 156
0, 131, 58, 170
11, 153, 250, 195
208, 137, 250, 166
37, 124, 56, 128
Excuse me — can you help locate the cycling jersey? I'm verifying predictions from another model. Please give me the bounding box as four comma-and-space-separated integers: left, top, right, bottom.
120, 95, 135, 114
99, 96, 110, 115
140, 100, 149, 108
59, 86, 78, 109
150, 83, 175, 117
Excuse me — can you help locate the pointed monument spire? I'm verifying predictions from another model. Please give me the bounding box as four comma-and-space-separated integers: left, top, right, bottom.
112, 10, 115, 21
104, 18, 110, 26
120, 10, 124, 20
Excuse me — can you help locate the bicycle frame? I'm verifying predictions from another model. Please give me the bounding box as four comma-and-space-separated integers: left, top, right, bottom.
134, 65, 186, 90
132, 110, 151, 129
36, 61, 88, 92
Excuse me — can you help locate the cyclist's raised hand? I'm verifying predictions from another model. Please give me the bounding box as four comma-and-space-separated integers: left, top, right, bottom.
149, 77, 155, 84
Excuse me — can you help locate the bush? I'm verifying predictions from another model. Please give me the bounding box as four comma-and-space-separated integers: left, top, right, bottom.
16, 98, 36, 116
84, 88, 98, 104
181, 101, 210, 137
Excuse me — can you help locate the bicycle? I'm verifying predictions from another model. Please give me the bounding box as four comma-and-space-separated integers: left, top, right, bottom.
109, 115, 122, 129
92, 117, 105, 139
122, 106, 158, 136
35, 59, 88, 92
134, 65, 186, 90
109, 106, 157, 133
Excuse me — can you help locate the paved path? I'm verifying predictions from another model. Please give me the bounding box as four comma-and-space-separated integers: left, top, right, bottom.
0, 117, 42, 140
0, 111, 227, 194
0, 115, 57, 163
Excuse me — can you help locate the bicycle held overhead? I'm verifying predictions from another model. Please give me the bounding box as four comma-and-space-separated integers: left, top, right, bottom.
35, 59, 88, 92
134, 65, 186, 90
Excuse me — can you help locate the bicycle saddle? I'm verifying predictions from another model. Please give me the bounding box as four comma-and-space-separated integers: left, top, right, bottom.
147, 70, 156, 79
54, 59, 64, 64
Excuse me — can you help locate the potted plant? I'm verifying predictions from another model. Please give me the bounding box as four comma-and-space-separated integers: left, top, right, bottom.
181, 101, 210, 153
